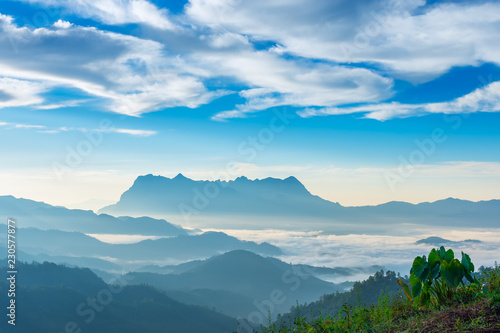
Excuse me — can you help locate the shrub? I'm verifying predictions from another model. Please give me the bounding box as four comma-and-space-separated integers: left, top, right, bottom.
398, 246, 478, 308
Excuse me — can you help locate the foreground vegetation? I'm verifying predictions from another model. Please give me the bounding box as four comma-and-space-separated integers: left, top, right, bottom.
259, 249, 500, 332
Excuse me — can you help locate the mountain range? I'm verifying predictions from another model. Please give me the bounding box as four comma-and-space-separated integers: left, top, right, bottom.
0, 223, 281, 269
125, 250, 343, 318
415, 236, 482, 246
99, 174, 500, 232
100, 173, 340, 218
0, 195, 187, 235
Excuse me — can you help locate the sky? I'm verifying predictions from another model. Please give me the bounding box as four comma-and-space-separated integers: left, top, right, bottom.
0, 0, 500, 210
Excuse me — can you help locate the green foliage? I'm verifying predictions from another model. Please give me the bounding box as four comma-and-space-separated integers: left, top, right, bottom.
488, 293, 500, 312
398, 246, 479, 308
260, 293, 415, 333
480, 262, 500, 294
274, 270, 402, 328
262, 259, 500, 333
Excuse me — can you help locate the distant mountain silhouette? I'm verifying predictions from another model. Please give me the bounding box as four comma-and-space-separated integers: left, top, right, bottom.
8, 249, 123, 272
126, 250, 340, 318
137, 256, 381, 281
415, 236, 482, 246
0, 195, 187, 235
0, 224, 281, 268
99, 173, 341, 217
99, 175, 500, 229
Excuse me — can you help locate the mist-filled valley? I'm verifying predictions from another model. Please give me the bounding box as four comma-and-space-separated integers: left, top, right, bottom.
1, 174, 499, 332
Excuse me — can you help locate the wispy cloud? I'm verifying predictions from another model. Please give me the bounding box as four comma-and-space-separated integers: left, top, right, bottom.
298, 81, 500, 120
109, 128, 157, 137
1, 0, 500, 120
17, 0, 176, 29
14, 124, 45, 129
0, 121, 46, 130
186, 0, 500, 81
0, 77, 49, 108
0, 121, 157, 137
0, 13, 215, 116
209, 60, 394, 121
34, 99, 85, 110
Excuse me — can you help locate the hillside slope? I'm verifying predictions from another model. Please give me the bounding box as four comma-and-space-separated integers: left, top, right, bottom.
0, 261, 238, 333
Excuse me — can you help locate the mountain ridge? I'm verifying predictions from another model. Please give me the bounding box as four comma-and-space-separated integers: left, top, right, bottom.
98, 174, 500, 230
125, 249, 341, 318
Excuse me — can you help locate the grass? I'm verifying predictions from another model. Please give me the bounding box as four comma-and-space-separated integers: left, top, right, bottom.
258, 264, 500, 333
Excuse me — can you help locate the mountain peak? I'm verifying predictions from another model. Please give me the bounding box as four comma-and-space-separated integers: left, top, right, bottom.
100, 173, 331, 217
284, 176, 300, 183
173, 173, 189, 180
135, 174, 159, 182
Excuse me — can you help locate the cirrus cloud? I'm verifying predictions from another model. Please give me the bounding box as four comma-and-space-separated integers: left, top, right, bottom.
15, 0, 176, 29
1, 0, 500, 121
298, 81, 500, 120
0, 12, 217, 116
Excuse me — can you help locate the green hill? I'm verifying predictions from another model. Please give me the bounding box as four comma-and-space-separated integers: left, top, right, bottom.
126, 250, 341, 319
0, 261, 238, 333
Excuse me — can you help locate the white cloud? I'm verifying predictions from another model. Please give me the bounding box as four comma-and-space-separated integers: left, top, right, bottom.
110, 128, 157, 137
2, 0, 500, 120
207, 32, 249, 49
35, 99, 84, 110
53, 19, 72, 29
0, 14, 216, 116
298, 81, 500, 120
0, 121, 157, 137
0, 12, 395, 119
186, 0, 500, 81
201, 51, 394, 120
14, 124, 45, 129
0, 121, 46, 130
18, 0, 175, 30
0, 77, 49, 108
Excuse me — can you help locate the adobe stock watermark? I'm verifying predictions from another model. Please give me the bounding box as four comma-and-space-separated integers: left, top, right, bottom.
340, 0, 403, 62
52, 273, 134, 333
52, 119, 114, 182
6, 219, 17, 327
7, 5, 61, 54
385, 73, 494, 191
178, 107, 296, 222
236, 246, 334, 332
385, 128, 447, 192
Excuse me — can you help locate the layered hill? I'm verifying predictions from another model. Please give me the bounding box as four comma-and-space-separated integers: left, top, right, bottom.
0, 195, 187, 235
0, 224, 281, 270
126, 250, 341, 317
0, 261, 238, 333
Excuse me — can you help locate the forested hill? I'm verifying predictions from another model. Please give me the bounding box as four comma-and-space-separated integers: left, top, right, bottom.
0, 261, 238, 333
275, 270, 404, 325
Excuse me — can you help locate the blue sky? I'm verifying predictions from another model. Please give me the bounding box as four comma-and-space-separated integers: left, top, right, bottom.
0, 0, 499, 209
